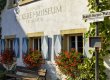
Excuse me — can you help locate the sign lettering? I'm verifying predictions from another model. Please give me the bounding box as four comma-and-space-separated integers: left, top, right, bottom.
102, 10, 110, 17
83, 12, 104, 22
19, 5, 62, 20
83, 10, 110, 22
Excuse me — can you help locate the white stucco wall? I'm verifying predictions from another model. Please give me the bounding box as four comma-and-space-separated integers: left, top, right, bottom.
2, 0, 89, 35
1, 0, 110, 79
1, 0, 89, 60
1, 0, 90, 79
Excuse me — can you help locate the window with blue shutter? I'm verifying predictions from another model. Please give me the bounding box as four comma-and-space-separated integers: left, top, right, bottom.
1, 39, 5, 53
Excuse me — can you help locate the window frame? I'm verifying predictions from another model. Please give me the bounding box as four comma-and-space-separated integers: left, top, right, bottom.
28, 37, 41, 51
5, 38, 14, 50
66, 34, 83, 53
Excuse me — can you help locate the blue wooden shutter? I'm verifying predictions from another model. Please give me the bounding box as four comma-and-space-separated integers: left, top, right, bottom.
1, 39, 5, 53
54, 35, 62, 56
41, 36, 48, 60
13, 38, 19, 58
0, 40, 2, 54
22, 37, 28, 55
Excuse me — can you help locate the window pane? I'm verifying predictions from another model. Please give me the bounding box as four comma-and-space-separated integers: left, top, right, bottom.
10, 40, 13, 50
78, 47, 83, 53
34, 38, 41, 51
7, 39, 14, 51
77, 36, 83, 53
39, 38, 41, 51
78, 36, 82, 41
78, 42, 83, 47
70, 36, 75, 49
34, 38, 38, 50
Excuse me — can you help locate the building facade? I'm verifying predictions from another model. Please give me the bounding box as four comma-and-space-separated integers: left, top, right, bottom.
1, 0, 106, 79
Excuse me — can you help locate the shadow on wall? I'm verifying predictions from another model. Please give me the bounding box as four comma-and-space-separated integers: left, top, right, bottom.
104, 54, 110, 80
1, 9, 30, 66
2, 9, 27, 36
2, 7, 59, 80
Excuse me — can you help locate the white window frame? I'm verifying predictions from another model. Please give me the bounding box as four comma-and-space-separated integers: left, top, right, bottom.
67, 34, 83, 53
32, 37, 41, 51
6, 39, 14, 50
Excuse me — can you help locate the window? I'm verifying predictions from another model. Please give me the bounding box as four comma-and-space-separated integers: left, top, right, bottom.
60, 34, 83, 53
77, 36, 83, 53
69, 35, 83, 53
6, 39, 14, 50
29, 37, 41, 51
33, 38, 41, 51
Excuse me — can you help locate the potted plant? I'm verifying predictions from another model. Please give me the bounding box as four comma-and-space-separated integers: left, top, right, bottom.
23, 49, 43, 69
0, 49, 16, 72
55, 48, 83, 79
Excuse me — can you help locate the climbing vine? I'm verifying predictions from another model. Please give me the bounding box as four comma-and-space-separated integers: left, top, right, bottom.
79, 0, 110, 80
87, 0, 110, 56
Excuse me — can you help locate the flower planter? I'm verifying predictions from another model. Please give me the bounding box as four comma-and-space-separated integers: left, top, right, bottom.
23, 49, 43, 69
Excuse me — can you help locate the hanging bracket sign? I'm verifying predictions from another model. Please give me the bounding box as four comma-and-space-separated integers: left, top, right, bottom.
83, 10, 110, 23
89, 37, 102, 48
102, 10, 110, 17
83, 12, 104, 23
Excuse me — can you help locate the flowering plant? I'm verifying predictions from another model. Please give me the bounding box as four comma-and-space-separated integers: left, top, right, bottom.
1, 49, 15, 65
55, 48, 83, 78
23, 49, 43, 69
